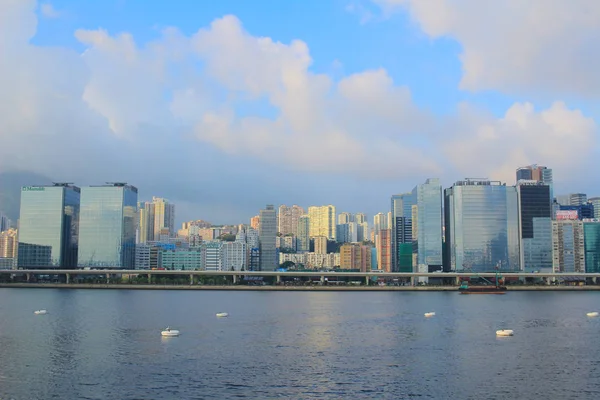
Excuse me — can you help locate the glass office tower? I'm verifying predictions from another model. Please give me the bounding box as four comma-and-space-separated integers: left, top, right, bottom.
77, 183, 138, 269
17, 184, 80, 268
390, 192, 415, 272
584, 222, 600, 273
517, 182, 552, 272
416, 178, 443, 269
444, 179, 520, 272
258, 204, 277, 271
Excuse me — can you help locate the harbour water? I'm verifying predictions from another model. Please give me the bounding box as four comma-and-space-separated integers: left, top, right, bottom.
1, 289, 600, 399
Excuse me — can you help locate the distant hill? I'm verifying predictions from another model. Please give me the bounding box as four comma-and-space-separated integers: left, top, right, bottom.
0, 170, 53, 222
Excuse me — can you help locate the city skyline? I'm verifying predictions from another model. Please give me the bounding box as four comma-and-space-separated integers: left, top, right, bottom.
4, 170, 600, 228
0, 1, 599, 224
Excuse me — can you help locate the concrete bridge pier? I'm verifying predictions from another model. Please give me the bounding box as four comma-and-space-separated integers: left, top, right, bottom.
411, 277, 416, 286
148, 274, 152, 284
189, 273, 194, 285
276, 275, 281, 284
365, 276, 369, 285
26, 273, 31, 282
320, 275, 325, 285
66, 273, 70, 284
455, 277, 461, 286
106, 273, 110, 284
233, 275, 237, 284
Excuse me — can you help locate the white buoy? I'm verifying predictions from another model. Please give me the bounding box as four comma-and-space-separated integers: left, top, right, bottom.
587, 312, 599, 317
424, 312, 435, 317
34, 310, 47, 315
161, 327, 180, 337
496, 329, 514, 337
216, 312, 229, 318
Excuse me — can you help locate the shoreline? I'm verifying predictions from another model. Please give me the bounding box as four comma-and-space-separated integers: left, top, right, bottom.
1, 283, 600, 291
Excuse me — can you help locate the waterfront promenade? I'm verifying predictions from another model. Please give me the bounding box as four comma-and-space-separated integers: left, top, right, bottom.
1, 283, 600, 291
2, 269, 600, 291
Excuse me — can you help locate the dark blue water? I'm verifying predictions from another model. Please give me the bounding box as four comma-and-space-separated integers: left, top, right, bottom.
1, 289, 600, 399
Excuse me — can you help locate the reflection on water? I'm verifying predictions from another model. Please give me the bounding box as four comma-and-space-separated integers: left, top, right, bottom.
2, 289, 600, 399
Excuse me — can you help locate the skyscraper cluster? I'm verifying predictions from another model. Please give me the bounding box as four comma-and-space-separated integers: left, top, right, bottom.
3, 163, 600, 276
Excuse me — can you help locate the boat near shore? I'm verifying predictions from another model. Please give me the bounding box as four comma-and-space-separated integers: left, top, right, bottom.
459, 284, 507, 294
458, 269, 507, 294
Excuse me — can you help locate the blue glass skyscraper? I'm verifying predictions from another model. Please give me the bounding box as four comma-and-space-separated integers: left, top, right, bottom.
390, 192, 415, 272
416, 178, 443, 270
77, 183, 138, 269
444, 179, 520, 272
17, 183, 80, 268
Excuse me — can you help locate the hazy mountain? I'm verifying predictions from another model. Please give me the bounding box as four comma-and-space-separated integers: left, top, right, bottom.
0, 170, 53, 222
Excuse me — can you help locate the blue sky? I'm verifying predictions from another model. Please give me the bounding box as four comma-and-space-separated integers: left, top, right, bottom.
1, 0, 598, 224
33, 0, 504, 116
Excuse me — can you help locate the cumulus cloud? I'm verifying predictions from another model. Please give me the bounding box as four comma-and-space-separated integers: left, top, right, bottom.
0, 0, 597, 221
370, 0, 600, 97
441, 101, 596, 185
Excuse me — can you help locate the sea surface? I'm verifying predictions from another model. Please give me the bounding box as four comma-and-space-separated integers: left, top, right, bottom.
1, 289, 600, 399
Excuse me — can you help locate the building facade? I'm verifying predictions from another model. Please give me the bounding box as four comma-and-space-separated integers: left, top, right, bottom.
517, 181, 552, 272
588, 198, 600, 219
277, 205, 305, 236
569, 193, 588, 207
203, 241, 223, 271
222, 241, 247, 271
308, 205, 336, 240
0, 228, 18, 259
259, 205, 277, 270
340, 243, 372, 271
17, 184, 80, 268
151, 197, 175, 239
375, 228, 391, 272
297, 215, 310, 252
0, 213, 11, 232
390, 192, 415, 272
314, 236, 328, 255
77, 183, 138, 269
160, 249, 202, 270
583, 221, 600, 273
444, 179, 520, 272
415, 178, 443, 271
552, 220, 585, 273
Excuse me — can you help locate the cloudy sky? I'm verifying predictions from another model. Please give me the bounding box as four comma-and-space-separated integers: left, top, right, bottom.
1, 0, 598, 225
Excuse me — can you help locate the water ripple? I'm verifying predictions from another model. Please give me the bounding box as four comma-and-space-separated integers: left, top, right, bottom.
1, 289, 600, 399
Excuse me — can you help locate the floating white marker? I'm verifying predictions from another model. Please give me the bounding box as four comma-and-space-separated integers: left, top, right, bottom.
424, 312, 435, 317
587, 312, 599, 317
496, 329, 514, 337
216, 313, 229, 318
34, 310, 47, 315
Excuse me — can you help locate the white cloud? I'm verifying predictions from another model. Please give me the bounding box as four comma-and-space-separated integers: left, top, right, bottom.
40, 3, 60, 18
0, 1, 597, 221
442, 101, 596, 185
370, 0, 600, 97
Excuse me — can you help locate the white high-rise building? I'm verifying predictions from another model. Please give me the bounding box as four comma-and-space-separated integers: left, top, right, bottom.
152, 197, 175, 239
223, 241, 247, 271
203, 241, 223, 271
355, 213, 366, 224
373, 213, 387, 234
338, 212, 353, 224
